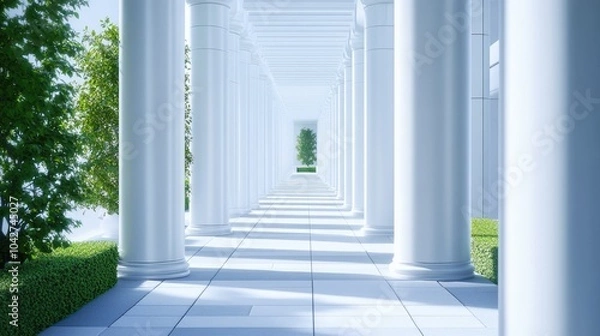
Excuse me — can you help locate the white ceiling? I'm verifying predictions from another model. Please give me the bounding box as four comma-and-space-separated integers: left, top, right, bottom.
243, 0, 356, 120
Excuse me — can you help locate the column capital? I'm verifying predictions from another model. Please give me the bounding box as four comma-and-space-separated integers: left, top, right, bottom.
360, 0, 392, 6
350, 30, 364, 50
251, 51, 262, 65
230, 14, 247, 35
353, 0, 365, 30
229, 0, 246, 34
187, 0, 234, 7
259, 70, 269, 80
240, 38, 255, 52
343, 43, 352, 66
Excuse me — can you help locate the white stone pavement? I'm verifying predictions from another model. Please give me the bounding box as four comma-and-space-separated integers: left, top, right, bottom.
42, 175, 498, 336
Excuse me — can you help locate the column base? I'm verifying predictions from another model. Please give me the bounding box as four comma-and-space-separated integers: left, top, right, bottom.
360, 226, 393, 236
118, 258, 190, 280
229, 208, 248, 218
351, 209, 364, 218
339, 204, 352, 211
186, 224, 232, 236
388, 261, 475, 281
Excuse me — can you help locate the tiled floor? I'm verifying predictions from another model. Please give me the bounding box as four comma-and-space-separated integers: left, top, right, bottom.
42, 175, 498, 336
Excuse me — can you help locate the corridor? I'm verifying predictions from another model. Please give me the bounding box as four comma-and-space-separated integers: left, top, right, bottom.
43, 175, 498, 336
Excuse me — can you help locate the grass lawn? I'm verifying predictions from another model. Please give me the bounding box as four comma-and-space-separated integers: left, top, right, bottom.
471, 218, 499, 284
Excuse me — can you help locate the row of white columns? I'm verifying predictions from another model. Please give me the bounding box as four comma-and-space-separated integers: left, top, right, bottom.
119, 0, 600, 333
186, 0, 284, 236
118, 0, 285, 279
319, 0, 472, 277
319, 0, 600, 334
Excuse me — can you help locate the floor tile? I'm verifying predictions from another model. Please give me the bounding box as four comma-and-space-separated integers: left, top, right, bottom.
111, 316, 181, 328
187, 305, 253, 316
40, 327, 106, 336
316, 327, 422, 336
99, 327, 173, 336
176, 316, 313, 328
250, 305, 312, 316
420, 328, 498, 336
170, 328, 314, 336
315, 315, 416, 328
413, 316, 486, 328
124, 305, 190, 317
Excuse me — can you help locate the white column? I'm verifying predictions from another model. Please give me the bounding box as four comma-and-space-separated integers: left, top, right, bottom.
361, 0, 394, 235
390, 0, 473, 280
257, 70, 267, 198
248, 53, 260, 208
501, 1, 600, 334
227, 14, 242, 217
238, 35, 251, 214
187, 0, 232, 236
119, 0, 189, 279
270, 98, 277, 189
332, 90, 339, 191
342, 46, 353, 210
336, 79, 345, 199
351, 28, 365, 216
264, 82, 273, 193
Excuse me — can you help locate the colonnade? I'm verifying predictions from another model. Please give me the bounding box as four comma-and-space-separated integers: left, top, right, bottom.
185, 0, 285, 236
118, 0, 285, 278
118, 0, 600, 334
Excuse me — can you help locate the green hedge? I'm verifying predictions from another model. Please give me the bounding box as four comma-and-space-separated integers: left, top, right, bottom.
0, 241, 118, 336
471, 218, 499, 284
296, 167, 316, 173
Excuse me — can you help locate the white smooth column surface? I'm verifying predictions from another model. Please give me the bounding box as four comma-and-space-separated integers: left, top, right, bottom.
332, 90, 339, 191
390, 0, 473, 280
264, 83, 273, 193
501, 1, 600, 335
336, 80, 345, 199
238, 36, 251, 213
351, 29, 365, 216
248, 53, 260, 208
119, 0, 189, 279
257, 71, 267, 198
227, 18, 242, 217
342, 48, 353, 210
327, 107, 334, 188
361, 0, 394, 235
187, 0, 232, 236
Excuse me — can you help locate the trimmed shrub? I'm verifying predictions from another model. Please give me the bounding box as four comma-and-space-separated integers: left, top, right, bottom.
0, 241, 118, 335
471, 218, 499, 284
296, 167, 317, 173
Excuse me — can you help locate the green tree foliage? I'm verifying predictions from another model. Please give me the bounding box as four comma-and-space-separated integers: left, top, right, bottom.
296, 128, 317, 167
76, 19, 193, 214
184, 44, 193, 210
75, 19, 119, 214
0, 0, 88, 266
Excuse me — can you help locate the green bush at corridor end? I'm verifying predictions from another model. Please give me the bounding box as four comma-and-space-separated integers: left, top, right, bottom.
0, 241, 118, 336
471, 218, 499, 284
296, 167, 317, 173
